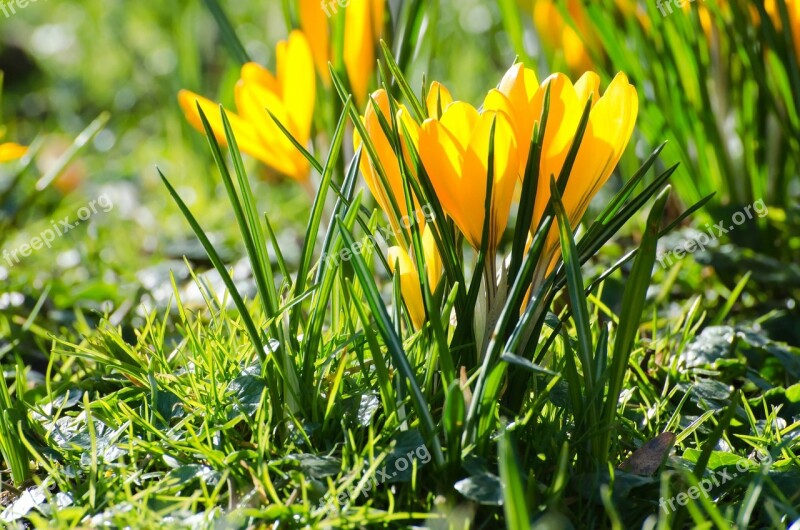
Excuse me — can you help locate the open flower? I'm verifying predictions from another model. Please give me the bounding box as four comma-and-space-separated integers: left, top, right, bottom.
414, 97, 519, 251
492, 63, 638, 270
388, 225, 443, 329
178, 30, 315, 181
299, 0, 385, 106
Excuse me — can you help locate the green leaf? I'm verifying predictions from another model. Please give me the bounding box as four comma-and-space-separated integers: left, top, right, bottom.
499, 429, 530, 530
599, 185, 671, 463
201, 0, 250, 65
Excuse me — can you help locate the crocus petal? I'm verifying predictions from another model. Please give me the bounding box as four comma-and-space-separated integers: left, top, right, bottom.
240, 62, 281, 95
574, 71, 600, 108
178, 89, 274, 166
178, 33, 315, 181
388, 245, 425, 329
427, 81, 454, 119
0, 142, 27, 162
533, 0, 598, 73
496, 63, 539, 173
530, 73, 584, 227
439, 102, 480, 151
418, 117, 465, 225
279, 31, 316, 143
565, 73, 637, 224
345, 0, 383, 106
299, 0, 331, 84
234, 80, 305, 178
422, 224, 443, 291
360, 90, 409, 220
460, 111, 518, 248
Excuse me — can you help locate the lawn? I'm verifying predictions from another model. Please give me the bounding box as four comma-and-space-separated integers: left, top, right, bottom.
0, 0, 799, 528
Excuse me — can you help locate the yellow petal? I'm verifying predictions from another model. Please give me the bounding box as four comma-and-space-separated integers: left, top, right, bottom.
439, 102, 480, 151
397, 106, 423, 190
483, 89, 523, 173
574, 71, 600, 108
533, 0, 564, 54
418, 117, 465, 226
531, 72, 638, 274
496, 64, 539, 173
240, 62, 281, 94
299, 0, 331, 84
0, 142, 27, 162
565, 72, 637, 224
344, 0, 382, 106
530, 73, 583, 228
421, 224, 443, 291
460, 111, 518, 249
361, 89, 408, 221
426, 81, 454, 119
279, 31, 316, 143
234, 81, 308, 179
388, 245, 425, 329
370, 0, 385, 39
563, 25, 593, 74
178, 89, 272, 166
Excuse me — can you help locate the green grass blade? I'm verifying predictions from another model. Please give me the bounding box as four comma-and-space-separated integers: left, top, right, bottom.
201, 0, 250, 65
498, 429, 530, 530
599, 185, 671, 463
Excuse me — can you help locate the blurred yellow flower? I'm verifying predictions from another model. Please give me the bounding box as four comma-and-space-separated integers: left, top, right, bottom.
491, 63, 638, 270
766, 0, 800, 61
178, 30, 316, 181
678, 0, 798, 62
414, 96, 519, 250
533, 0, 599, 73
530, 0, 650, 72
0, 139, 26, 163
388, 225, 442, 329
299, 0, 385, 106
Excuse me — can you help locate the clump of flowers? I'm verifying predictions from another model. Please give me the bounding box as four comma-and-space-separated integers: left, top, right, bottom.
354, 63, 638, 335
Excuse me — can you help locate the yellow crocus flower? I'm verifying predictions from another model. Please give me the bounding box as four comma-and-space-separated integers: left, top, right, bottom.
353, 86, 453, 329
353, 89, 420, 228
178, 30, 315, 181
491, 63, 638, 270
388, 225, 442, 330
353, 83, 453, 228
299, 0, 385, 106
414, 97, 519, 251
